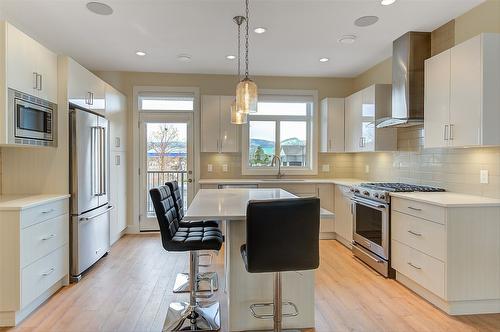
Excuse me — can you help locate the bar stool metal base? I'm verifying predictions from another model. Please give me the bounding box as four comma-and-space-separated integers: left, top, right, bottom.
173, 272, 219, 293
162, 301, 220, 331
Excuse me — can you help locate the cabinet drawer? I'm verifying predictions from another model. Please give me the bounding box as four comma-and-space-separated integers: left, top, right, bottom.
21, 214, 69, 267
21, 244, 68, 308
21, 199, 69, 228
392, 198, 445, 224
392, 211, 446, 261
391, 240, 445, 298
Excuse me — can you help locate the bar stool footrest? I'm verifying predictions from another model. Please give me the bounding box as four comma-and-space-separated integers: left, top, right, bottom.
249, 301, 299, 319
173, 272, 219, 293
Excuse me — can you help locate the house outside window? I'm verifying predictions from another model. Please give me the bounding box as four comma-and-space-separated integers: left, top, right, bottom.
242, 90, 318, 175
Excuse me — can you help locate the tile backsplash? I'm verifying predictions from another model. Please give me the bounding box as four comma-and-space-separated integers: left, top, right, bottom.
352, 126, 500, 198
200, 126, 500, 199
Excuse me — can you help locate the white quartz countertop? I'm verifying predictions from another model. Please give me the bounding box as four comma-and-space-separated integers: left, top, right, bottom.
390, 192, 500, 207
185, 188, 333, 220
198, 178, 364, 187
0, 194, 70, 211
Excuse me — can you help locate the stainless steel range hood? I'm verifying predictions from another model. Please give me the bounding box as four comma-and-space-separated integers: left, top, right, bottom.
377, 32, 431, 128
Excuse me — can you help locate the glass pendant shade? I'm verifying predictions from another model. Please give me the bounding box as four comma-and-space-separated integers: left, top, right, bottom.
236, 77, 258, 113
230, 100, 247, 124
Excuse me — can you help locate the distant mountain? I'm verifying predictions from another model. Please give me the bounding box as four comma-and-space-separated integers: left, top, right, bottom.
250, 139, 274, 148
281, 137, 304, 146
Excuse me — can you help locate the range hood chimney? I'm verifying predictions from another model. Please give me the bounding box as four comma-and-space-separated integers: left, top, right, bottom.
377, 31, 431, 128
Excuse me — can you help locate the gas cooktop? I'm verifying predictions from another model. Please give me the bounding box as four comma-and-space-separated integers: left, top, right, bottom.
360, 182, 446, 193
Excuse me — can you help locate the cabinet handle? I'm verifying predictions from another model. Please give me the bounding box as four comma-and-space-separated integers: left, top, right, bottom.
33, 72, 38, 90
41, 208, 55, 214
91, 92, 94, 105
41, 234, 56, 241
37, 74, 42, 91
407, 262, 422, 270
407, 230, 422, 237
407, 206, 422, 212
444, 125, 449, 140
449, 124, 454, 140
42, 267, 55, 276
359, 137, 363, 148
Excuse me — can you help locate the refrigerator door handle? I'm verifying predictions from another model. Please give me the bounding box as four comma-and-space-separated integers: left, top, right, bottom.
79, 205, 114, 223
99, 127, 106, 196
91, 127, 100, 197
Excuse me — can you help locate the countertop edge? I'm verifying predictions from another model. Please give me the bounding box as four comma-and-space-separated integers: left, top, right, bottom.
198, 178, 364, 186
389, 192, 500, 208
0, 194, 71, 211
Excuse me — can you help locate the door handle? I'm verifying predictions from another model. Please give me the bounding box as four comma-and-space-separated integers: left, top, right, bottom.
187, 179, 193, 183
80, 205, 114, 222
33, 72, 38, 90
449, 124, 454, 140
444, 125, 449, 140
37, 74, 42, 91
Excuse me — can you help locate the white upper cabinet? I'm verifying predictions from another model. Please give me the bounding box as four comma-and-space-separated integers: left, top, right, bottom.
425, 33, 500, 148
68, 58, 106, 114
345, 84, 397, 152
424, 49, 451, 148
4, 22, 58, 103
201, 95, 240, 153
105, 83, 127, 152
320, 98, 344, 152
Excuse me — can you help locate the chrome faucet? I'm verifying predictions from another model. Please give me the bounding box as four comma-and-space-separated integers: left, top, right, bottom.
271, 155, 283, 179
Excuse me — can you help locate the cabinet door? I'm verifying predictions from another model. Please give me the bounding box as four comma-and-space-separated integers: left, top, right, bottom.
361, 86, 375, 151
344, 95, 355, 152
317, 184, 334, 212
68, 58, 93, 109
321, 98, 345, 152
106, 84, 127, 152
88, 75, 106, 115
347, 92, 363, 152
424, 50, 451, 148
334, 186, 353, 243
219, 96, 240, 152
36, 43, 58, 103
320, 99, 329, 152
201, 95, 221, 152
450, 36, 482, 147
110, 151, 127, 244
6, 23, 37, 96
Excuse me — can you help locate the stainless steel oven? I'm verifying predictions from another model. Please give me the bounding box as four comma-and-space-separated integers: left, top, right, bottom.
8, 88, 57, 147
352, 195, 392, 277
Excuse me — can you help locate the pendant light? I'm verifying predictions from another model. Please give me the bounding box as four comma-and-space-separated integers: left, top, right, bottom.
231, 16, 248, 124
235, 0, 258, 114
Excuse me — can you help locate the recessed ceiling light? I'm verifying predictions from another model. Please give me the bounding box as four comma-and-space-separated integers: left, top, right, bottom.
226, 55, 236, 60
254, 27, 267, 34
86, 2, 113, 15
381, 0, 396, 5
354, 15, 379, 27
319, 58, 329, 63
177, 54, 192, 62
338, 35, 357, 44
135, 51, 146, 56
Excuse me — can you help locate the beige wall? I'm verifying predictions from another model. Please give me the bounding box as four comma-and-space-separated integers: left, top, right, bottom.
455, 0, 500, 44
352, 57, 392, 92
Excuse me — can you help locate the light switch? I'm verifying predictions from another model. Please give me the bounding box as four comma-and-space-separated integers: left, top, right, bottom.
321, 164, 330, 172
222, 164, 229, 172
480, 170, 489, 184
207, 164, 213, 173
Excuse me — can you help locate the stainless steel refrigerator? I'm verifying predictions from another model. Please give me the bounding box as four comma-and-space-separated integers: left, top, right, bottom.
69, 106, 112, 282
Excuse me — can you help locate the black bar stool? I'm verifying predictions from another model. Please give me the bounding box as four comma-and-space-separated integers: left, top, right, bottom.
150, 185, 223, 331
240, 197, 320, 332
165, 181, 220, 294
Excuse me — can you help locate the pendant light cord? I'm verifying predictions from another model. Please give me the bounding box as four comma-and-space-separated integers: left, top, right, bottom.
238, 20, 241, 80
245, 0, 249, 78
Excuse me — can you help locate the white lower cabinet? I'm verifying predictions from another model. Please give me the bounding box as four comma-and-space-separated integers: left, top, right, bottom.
0, 196, 70, 327
334, 185, 353, 247
391, 197, 500, 315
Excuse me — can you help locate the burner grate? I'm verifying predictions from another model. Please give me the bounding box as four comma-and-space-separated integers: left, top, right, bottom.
360, 182, 445, 192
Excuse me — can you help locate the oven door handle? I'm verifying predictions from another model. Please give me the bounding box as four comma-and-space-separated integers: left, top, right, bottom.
353, 197, 388, 209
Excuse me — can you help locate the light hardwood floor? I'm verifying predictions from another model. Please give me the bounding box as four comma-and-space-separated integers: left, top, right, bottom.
3, 234, 500, 332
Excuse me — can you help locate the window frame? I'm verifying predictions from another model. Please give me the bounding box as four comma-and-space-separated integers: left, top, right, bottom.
241, 89, 318, 176
138, 92, 195, 112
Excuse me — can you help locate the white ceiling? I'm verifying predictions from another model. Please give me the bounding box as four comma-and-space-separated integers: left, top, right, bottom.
0, 0, 484, 77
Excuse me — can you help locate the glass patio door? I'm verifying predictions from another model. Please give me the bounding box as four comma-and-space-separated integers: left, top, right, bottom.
139, 113, 194, 231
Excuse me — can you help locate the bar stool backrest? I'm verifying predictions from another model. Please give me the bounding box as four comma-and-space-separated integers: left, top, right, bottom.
165, 181, 184, 220
149, 185, 181, 250
245, 197, 320, 273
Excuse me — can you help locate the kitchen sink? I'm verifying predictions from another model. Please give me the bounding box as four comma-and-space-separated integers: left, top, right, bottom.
260, 179, 306, 182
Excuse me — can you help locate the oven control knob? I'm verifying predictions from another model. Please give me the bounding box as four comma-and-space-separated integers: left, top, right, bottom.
379, 194, 385, 200
350, 188, 355, 193
354, 189, 360, 193
363, 191, 370, 196
374, 193, 379, 198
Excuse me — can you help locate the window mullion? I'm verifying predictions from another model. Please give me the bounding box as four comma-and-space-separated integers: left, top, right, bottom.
275, 120, 280, 169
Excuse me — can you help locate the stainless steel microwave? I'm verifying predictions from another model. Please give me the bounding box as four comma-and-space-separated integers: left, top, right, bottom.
8, 88, 57, 147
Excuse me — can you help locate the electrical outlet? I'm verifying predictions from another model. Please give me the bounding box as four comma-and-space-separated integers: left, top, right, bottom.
480, 169, 489, 184
207, 164, 213, 173
222, 164, 229, 172
321, 164, 330, 172
365, 164, 370, 174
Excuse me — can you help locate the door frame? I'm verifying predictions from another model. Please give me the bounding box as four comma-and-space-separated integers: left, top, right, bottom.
138, 113, 194, 231
131, 86, 200, 233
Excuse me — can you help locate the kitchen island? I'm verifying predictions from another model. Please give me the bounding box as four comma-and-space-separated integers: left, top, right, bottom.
184, 188, 327, 331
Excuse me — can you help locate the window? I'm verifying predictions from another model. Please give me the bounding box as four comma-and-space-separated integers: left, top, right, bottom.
139, 92, 194, 112
242, 90, 318, 175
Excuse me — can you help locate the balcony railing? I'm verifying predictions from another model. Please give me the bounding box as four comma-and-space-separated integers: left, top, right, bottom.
147, 170, 187, 215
